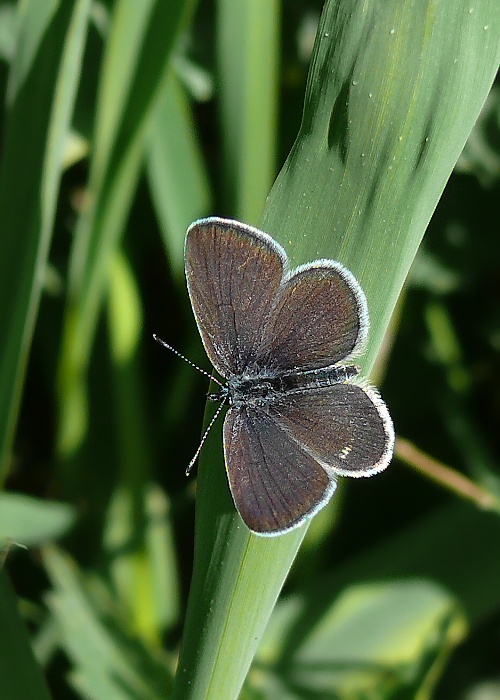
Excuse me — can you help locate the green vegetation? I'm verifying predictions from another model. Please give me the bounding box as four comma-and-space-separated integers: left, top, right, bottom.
0, 1, 499, 698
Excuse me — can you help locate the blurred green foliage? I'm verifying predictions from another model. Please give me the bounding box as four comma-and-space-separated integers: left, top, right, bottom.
0, 1, 499, 698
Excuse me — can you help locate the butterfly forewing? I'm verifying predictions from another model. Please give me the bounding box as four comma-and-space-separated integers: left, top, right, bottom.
269, 383, 394, 476
185, 219, 286, 378
257, 263, 367, 372
223, 406, 337, 535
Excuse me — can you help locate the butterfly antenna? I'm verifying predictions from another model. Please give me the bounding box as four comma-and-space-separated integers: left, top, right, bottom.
153, 334, 224, 387
185, 399, 227, 476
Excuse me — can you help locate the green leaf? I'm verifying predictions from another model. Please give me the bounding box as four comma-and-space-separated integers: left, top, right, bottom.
147, 70, 211, 281
0, 572, 52, 700
56, 0, 197, 456
103, 252, 181, 640
0, 0, 91, 480
256, 579, 466, 698
0, 493, 75, 546
43, 547, 173, 700
217, 0, 280, 222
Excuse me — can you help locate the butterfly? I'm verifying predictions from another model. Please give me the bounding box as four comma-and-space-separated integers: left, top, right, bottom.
183, 217, 394, 536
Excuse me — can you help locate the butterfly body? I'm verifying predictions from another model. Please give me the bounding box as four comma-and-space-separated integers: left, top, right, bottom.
185, 217, 394, 536
213, 364, 360, 408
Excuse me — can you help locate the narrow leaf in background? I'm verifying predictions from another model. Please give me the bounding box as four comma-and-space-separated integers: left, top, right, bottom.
217, 0, 280, 223
57, 0, 197, 456
0, 0, 91, 480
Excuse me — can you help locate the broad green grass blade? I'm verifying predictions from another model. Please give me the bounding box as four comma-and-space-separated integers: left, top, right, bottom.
262, 1, 500, 370
57, 0, 197, 455
172, 1, 500, 698
147, 71, 211, 281
0, 572, 52, 700
217, 0, 280, 223
0, 0, 91, 480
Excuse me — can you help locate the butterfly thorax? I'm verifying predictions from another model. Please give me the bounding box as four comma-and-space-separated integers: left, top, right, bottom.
225, 364, 360, 408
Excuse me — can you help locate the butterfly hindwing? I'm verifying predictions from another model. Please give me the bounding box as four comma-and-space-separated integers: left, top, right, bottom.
223, 405, 337, 536
269, 382, 394, 477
